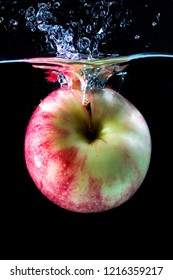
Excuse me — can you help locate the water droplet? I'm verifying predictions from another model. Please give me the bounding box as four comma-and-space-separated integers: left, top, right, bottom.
69, 10, 74, 15
10, 19, 18, 26
152, 21, 157, 27
84, 3, 92, 8
100, 10, 106, 17
77, 37, 91, 51
26, 21, 37, 32
38, 23, 50, 32
157, 12, 160, 20
135, 34, 140, 40
107, 15, 112, 26
45, 11, 52, 19
86, 24, 92, 33
120, 19, 126, 28
0, 16, 4, 23
96, 28, 105, 40
46, 2, 52, 9
65, 35, 73, 43
38, 3, 48, 9
53, 2, 61, 9
93, 12, 99, 19
58, 73, 68, 87
72, 21, 77, 27
25, 6, 35, 21
19, 9, 25, 15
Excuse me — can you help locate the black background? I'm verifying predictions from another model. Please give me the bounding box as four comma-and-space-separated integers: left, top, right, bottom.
0, 0, 173, 260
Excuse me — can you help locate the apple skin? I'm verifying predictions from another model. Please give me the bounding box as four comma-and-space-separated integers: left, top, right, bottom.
24, 87, 151, 213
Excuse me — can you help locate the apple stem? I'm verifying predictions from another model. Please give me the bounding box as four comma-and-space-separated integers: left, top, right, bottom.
83, 100, 93, 132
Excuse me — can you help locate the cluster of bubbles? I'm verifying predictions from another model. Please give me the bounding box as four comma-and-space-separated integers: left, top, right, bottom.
0, 0, 161, 58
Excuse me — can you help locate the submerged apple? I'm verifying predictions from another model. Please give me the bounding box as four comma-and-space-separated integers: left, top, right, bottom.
24, 85, 151, 213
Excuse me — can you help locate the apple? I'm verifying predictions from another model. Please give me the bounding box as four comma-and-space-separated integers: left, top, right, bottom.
24, 84, 151, 213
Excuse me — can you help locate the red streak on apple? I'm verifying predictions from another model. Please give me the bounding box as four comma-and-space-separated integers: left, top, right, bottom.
24, 86, 151, 213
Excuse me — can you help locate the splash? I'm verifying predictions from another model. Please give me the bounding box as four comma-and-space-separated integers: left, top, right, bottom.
23, 0, 122, 58
0, 0, 162, 59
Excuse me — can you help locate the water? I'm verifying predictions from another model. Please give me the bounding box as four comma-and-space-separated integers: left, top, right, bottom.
0, 52, 173, 92
0, 51, 173, 117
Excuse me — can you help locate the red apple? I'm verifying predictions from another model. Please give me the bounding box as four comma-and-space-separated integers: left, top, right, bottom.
24, 86, 151, 213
